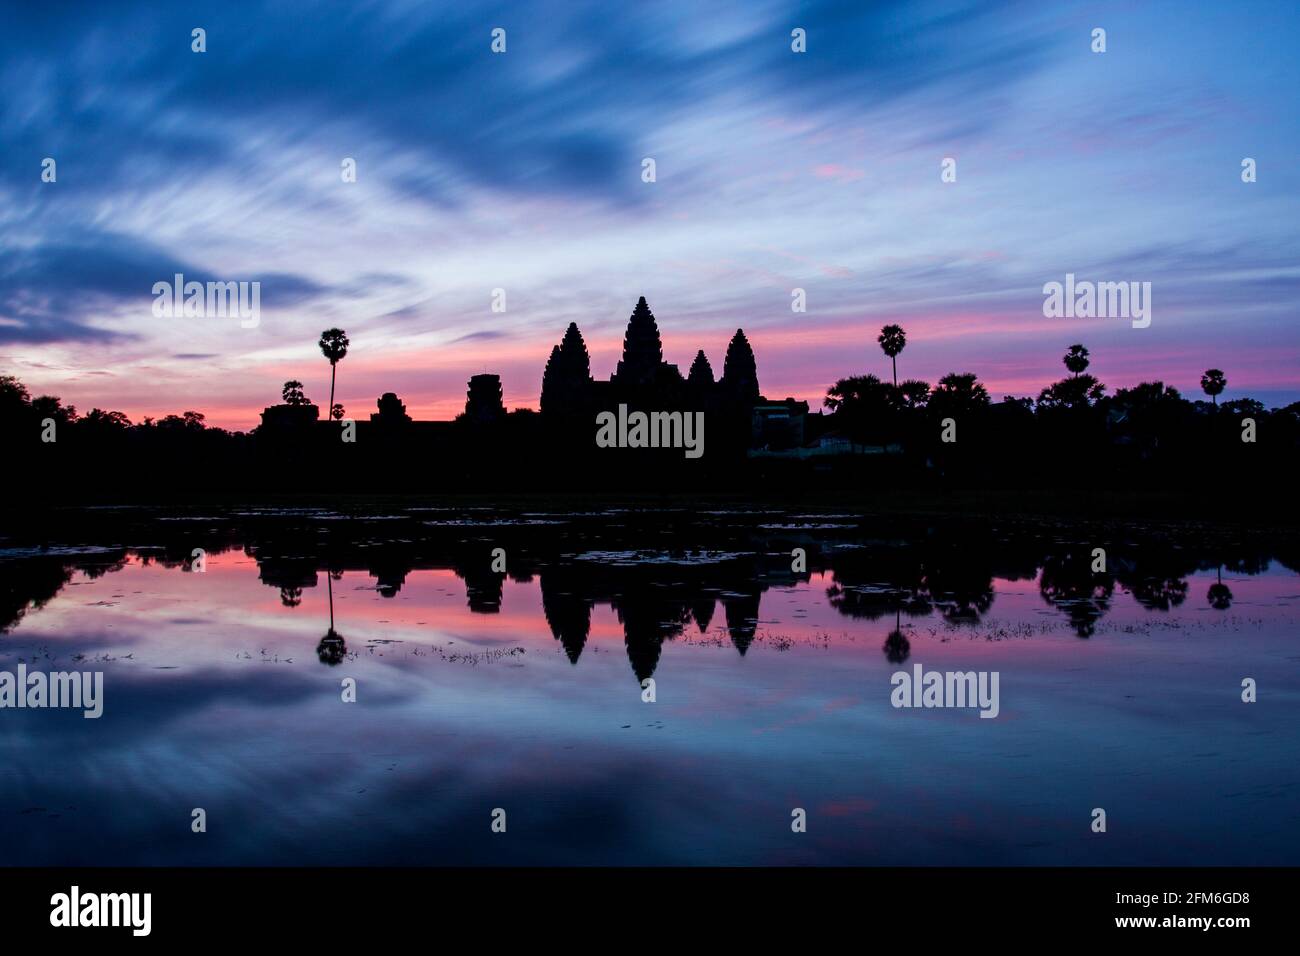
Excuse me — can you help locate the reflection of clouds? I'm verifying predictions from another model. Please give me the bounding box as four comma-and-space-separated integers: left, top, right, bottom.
2, 537, 1300, 864
0, 666, 324, 748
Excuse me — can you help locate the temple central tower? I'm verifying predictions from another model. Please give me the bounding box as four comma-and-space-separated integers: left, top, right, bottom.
612, 296, 664, 387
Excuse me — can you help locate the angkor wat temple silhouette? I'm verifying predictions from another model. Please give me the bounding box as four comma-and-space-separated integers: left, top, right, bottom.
260, 296, 810, 453
17, 293, 1295, 500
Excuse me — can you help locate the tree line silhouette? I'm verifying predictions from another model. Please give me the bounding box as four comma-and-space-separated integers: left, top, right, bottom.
817, 332, 1296, 494
4, 300, 1298, 501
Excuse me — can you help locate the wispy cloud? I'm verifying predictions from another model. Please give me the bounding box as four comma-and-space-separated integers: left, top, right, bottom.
1, 0, 1297, 425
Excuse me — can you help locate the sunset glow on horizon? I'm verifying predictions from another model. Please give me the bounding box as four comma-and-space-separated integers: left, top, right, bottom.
2, 0, 1297, 431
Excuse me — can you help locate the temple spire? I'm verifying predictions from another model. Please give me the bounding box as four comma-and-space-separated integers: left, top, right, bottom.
687, 350, 714, 387
558, 322, 591, 379
613, 296, 663, 386
542, 322, 593, 417
720, 328, 759, 402
540, 345, 563, 415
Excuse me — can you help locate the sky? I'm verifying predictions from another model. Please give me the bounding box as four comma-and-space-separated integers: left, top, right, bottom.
1, 0, 1297, 429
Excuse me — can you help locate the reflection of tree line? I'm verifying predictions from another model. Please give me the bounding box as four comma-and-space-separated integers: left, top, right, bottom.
157, 538, 1300, 666
1, 550, 132, 634
2, 535, 1295, 681
824, 540, 1270, 655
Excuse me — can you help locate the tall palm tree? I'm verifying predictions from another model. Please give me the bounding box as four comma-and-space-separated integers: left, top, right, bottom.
318, 328, 350, 420
1063, 343, 1090, 377
1200, 368, 1226, 406
877, 324, 906, 387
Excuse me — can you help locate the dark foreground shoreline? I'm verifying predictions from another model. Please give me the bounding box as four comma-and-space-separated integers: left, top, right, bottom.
5, 487, 1299, 535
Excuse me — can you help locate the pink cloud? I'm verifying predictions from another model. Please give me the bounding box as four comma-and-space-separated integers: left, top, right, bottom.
811, 163, 865, 182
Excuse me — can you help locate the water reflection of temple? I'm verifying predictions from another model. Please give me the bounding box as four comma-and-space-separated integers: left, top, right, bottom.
539, 561, 794, 681
6, 522, 1292, 680
250, 541, 800, 680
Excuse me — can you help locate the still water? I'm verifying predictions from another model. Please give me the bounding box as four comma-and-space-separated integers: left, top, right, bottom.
1, 505, 1297, 864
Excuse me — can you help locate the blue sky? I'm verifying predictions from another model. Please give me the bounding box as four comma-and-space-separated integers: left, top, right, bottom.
1, 0, 1297, 426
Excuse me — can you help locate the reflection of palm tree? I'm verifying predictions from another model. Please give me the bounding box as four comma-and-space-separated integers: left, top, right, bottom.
1207, 565, 1233, 610
280, 586, 303, 608
923, 559, 994, 625
316, 573, 347, 665
827, 580, 930, 620
883, 610, 910, 663
1116, 549, 1193, 612
825, 550, 931, 622
1131, 576, 1189, 611
317, 629, 346, 665
1039, 551, 1114, 637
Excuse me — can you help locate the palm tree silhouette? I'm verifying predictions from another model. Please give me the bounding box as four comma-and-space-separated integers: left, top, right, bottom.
282, 380, 308, 405
897, 379, 931, 410
877, 324, 906, 387
929, 371, 991, 418
1063, 343, 1090, 377
1201, 368, 1226, 407
318, 328, 350, 421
